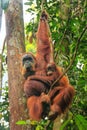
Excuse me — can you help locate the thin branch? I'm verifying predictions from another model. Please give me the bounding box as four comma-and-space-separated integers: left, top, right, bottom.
49, 24, 87, 92
41, 0, 45, 11
2, 37, 6, 54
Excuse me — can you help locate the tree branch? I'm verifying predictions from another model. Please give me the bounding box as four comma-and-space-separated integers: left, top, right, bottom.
50, 24, 87, 90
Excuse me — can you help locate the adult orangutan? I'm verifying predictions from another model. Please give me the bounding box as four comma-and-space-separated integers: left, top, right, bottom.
22, 11, 52, 121
22, 11, 75, 121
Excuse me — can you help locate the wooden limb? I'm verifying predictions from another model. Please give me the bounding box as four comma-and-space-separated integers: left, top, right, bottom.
41, 0, 45, 11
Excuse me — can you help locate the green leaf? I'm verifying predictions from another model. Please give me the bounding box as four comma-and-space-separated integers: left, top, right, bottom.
16, 120, 27, 125
24, 2, 33, 5
36, 125, 44, 130
60, 119, 70, 130
74, 114, 87, 130
30, 120, 38, 125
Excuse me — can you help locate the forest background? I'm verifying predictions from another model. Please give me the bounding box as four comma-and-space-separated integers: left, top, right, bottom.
0, 0, 87, 130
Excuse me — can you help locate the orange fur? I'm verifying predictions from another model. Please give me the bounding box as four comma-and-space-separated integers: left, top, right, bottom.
36, 11, 52, 71
27, 93, 50, 121
26, 62, 75, 120
22, 11, 75, 121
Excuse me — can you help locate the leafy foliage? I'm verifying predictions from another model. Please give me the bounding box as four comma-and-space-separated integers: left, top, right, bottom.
0, 52, 9, 129
0, 0, 87, 130
16, 119, 53, 130
0, 83, 9, 130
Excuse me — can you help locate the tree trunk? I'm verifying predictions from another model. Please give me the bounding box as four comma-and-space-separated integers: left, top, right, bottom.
5, 0, 30, 129
53, 115, 64, 130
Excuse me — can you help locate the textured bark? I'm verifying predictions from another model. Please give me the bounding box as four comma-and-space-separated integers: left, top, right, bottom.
53, 115, 63, 130
5, 0, 30, 130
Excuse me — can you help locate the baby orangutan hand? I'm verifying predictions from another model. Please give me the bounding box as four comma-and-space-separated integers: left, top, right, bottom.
40, 92, 50, 103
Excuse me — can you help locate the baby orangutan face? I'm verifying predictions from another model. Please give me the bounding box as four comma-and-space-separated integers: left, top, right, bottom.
46, 63, 56, 76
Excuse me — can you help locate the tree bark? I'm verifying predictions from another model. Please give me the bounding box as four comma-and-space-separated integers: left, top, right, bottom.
5, 0, 30, 129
